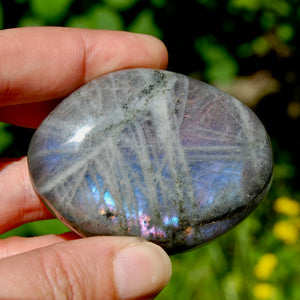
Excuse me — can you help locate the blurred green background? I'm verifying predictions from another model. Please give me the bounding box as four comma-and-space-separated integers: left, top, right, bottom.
0, 0, 299, 299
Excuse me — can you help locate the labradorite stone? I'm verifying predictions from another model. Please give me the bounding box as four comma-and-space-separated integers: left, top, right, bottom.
27, 68, 273, 254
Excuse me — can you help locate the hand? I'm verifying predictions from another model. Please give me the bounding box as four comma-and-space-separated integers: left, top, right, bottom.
0, 27, 171, 299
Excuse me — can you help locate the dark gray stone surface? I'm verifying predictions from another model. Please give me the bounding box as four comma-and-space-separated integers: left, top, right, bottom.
27, 68, 273, 254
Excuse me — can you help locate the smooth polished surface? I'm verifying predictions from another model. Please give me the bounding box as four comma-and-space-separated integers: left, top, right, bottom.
28, 69, 273, 254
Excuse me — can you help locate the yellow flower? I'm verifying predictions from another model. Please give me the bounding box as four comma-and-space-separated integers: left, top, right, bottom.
273, 220, 299, 244
253, 283, 276, 299
273, 196, 300, 216
254, 253, 278, 280
292, 217, 300, 229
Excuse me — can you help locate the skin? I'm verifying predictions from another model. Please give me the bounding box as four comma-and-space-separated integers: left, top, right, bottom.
0, 27, 171, 299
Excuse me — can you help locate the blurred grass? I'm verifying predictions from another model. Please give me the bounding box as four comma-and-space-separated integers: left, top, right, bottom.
0, 219, 69, 239
0, 0, 299, 299
0, 122, 13, 153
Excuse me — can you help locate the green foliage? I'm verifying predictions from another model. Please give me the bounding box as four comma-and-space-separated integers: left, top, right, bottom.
252, 36, 271, 56
157, 194, 300, 300
18, 15, 45, 27
67, 5, 124, 30
14, 0, 28, 3
0, 123, 13, 154
228, 0, 292, 16
197, 0, 217, 9
0, 219, 69, 238
229, 0, 261, 11
266, 0, 291, 17
195, 36, 238, 82
276, 23, 294, 42
150, 0, 167, 8
260, 12, 276, 30
29, 0, 73, 23
103, 0, 138, 11
128, 9, 162, 39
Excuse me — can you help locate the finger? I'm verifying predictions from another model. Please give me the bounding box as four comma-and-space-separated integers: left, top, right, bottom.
0, 232, 79, 259
0, 27, 168, 105
0, 27, 168, 127
0, 157, 53, 234
0, 237, 172, 300
0, 99, 61, 128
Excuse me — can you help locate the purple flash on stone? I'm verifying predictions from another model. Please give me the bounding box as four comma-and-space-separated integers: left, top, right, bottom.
27, 69, 273, 254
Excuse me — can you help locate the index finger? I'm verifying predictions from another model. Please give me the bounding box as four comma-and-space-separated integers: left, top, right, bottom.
0, 27, 168, 127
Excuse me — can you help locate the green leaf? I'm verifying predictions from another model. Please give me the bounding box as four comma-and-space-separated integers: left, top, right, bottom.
18, 15, 45, 27
237, 43, 253, 57
103, 0, 138, 11
27, 219, 69, 236
29, 0, 73, 23
128, 9, 162, 39
260, 12, 276, 30
66, 15, 91, 29
228, 0, 261, 11
0, 123, 13, 154
0, 219, 69, 238
150, 0, 167, 8
67, 5, 123, 30
276, 23, 294, 42
197, 0, 217, 9
266, 0, 291, 17
195, 37, 238, 82
251, 36, 270, 56
89, 5, 124, 30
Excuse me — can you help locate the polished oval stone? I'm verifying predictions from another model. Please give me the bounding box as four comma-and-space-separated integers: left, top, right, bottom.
28, 68, 273, 254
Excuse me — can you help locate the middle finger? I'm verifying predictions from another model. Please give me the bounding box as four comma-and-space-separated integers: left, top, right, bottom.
0, 157, 52, 234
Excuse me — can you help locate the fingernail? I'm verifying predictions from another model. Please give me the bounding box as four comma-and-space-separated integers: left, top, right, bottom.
114, 242, 172, 299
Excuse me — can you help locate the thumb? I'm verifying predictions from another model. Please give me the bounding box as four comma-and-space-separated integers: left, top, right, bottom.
0, 236, 172, 299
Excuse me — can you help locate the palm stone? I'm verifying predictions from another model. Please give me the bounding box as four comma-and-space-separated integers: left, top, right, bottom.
27, 68, 273, 254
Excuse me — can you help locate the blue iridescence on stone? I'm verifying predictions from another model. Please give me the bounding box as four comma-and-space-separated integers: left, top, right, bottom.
27, 69, 273, 254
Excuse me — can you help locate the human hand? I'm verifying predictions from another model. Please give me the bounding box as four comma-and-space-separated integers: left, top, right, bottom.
0, 27, 171, 299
